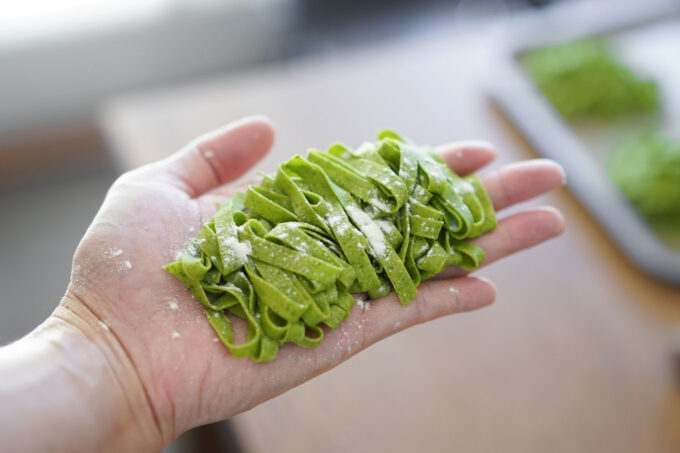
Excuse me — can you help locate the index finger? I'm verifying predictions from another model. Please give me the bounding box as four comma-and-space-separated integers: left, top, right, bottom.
437, 140, 498, 175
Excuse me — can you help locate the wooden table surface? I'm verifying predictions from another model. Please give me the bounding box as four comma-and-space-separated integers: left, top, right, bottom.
100, 12, 680, 453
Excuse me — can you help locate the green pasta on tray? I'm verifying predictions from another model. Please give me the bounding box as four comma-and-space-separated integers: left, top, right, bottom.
164, 131, 497, 362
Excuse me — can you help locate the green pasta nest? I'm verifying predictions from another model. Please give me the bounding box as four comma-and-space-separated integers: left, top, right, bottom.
521, 38, 659, 120
609, 132, 680, 226
164, 131, 497, 362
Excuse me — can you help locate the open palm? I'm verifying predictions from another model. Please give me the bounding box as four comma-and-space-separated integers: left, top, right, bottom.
59, 117, 565, 446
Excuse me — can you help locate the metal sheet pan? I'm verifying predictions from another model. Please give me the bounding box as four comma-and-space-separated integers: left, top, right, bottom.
489, 0, 680, 285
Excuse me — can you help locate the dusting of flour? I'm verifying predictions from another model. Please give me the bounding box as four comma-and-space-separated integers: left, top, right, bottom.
345, 205, 386, 258
223, 237, 251, 263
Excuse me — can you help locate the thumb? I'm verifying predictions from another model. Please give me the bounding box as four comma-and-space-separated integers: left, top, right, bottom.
146, 116, 275, 197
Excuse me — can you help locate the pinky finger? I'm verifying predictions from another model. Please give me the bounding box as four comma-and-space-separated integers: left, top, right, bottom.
435, 206, 565, 280
291, 276, 496, 372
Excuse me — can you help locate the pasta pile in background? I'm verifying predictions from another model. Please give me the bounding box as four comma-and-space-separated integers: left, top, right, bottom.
523, 38, 679, 239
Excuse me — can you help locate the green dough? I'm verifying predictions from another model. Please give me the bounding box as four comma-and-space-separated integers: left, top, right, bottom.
521, 38, 660, 120
164, 132, 497, 362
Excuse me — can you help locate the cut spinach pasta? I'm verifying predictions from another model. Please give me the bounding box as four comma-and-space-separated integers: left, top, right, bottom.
521, 38, 660, 120
609, 132, 680, 229
164, 131, 497, 362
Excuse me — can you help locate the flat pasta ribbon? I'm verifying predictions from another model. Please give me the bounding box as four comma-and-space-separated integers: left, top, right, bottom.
164, 131, 497, 362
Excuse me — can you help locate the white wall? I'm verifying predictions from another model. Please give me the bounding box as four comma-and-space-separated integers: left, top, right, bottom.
0, 0, 297, 139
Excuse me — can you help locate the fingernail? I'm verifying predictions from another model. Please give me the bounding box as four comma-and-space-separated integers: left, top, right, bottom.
534, 206, 567, 235
459, 140, 499, 156
535, 205, 565, 221
475, 275, 496, 287
557, 163, 567, 185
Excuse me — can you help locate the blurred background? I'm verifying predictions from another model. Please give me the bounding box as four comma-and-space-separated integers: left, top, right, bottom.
2, 0, 680, 452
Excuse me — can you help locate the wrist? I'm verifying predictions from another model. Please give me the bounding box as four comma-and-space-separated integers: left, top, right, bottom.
0, 297, 164, 453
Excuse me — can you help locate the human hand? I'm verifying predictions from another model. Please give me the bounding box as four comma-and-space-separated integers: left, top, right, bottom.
56, 116, 565, 449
